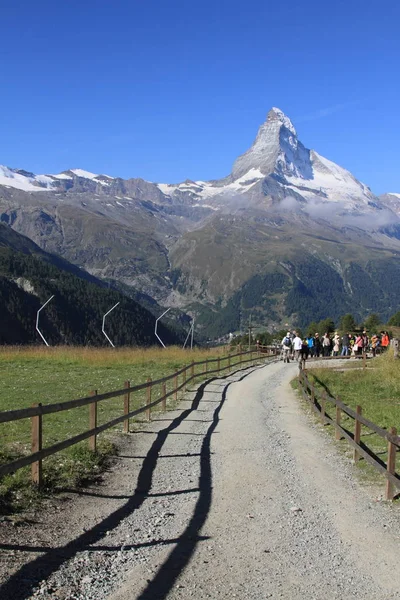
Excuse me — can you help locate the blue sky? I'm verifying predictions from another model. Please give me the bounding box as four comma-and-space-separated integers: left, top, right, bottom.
1, 0, 399, 194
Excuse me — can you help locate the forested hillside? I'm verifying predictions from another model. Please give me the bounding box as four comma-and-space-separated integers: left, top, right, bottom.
0, 225, 183, 346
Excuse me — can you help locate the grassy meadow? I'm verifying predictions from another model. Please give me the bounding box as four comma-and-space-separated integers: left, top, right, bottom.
305, 350, 400, 489
0, 345, 235, 512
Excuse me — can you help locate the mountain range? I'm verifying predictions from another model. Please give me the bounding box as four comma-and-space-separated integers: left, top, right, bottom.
1, 107, 400, 337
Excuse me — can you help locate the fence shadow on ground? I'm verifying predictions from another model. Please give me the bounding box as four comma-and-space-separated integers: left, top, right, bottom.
0, 364, 263, 600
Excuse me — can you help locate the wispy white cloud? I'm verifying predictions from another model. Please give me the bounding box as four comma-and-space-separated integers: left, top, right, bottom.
296, 101, 359, 123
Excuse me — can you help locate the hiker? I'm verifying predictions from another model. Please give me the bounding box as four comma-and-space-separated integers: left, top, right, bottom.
281, 331, 292, 363
371, 334, 379, 357
314, 332, 321, 357
300, 338, 309, 362
292, 332, 303, 361
333, 332, 340, 356
322, 333, 331, 357
354, 333, 363, 357
341, 332, 350, 356
381, 331, 390, 351
307, 333, 315, 357
362, 330, 369, 354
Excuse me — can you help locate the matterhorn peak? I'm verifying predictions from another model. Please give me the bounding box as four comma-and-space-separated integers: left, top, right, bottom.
231, 106, 301, 179
268, 107, 297, 136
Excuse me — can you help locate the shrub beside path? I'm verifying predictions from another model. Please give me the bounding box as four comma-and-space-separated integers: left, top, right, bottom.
0, 360, 399, 599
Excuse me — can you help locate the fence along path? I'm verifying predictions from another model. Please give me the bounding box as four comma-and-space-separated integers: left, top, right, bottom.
298, 368, 400, 501
0, 346, 278, 488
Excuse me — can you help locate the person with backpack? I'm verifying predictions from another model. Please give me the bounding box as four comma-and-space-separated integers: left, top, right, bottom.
281, 332, 292, 363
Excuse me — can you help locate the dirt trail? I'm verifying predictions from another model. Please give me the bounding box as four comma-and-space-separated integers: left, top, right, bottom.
1, 361, 399, 600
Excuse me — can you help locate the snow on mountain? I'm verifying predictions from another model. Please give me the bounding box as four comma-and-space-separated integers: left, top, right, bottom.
387, 193, 400, 199
0, 107, 389, 217
157, 107, 377, 212
0, 165, 53, 192
0, 165, 118, 192
157, 167, 265, 202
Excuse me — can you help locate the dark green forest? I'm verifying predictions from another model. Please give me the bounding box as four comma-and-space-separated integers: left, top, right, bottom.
0, 245, 184, 347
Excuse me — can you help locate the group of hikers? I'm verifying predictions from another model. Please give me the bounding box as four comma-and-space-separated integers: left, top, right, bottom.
280, 330, 391, 363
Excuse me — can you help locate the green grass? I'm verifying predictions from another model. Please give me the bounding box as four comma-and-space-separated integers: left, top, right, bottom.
0, 345, 250, 513
303, 350, 400, 491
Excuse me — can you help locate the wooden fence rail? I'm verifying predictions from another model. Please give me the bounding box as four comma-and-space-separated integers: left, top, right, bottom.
0, 346, 278, 486
298, 368, 400, 501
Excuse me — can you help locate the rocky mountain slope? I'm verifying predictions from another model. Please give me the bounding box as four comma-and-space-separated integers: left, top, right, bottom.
1, 108, 400, 335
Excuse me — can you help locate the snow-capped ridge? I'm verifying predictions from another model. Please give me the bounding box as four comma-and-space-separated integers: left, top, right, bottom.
0, 165, 53, 192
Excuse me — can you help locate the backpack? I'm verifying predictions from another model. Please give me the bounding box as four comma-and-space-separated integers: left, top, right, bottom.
283, 337, 291, 347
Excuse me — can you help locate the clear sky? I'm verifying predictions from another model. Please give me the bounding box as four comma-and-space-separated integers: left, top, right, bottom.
1, 0, 399, 194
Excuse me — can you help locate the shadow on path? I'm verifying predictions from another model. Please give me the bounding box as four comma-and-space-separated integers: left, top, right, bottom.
137, 369, 255, 600
0, 366, 261, 600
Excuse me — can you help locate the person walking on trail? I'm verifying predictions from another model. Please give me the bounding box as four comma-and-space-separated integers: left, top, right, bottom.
354, 333, 363, 357
381, 331, 390, 351
314, 332, 321, 357
322, 333, 331, 357
333, 332, 340, 357
306, 334, 315, 357
341, 332, 350, 356
292, 332, 303, 361
371, 334, 379, 357
300, 338, 309, 364
281, 332, 292, 363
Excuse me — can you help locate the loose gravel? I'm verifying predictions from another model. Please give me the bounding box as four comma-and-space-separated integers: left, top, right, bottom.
0, 360, 399, 600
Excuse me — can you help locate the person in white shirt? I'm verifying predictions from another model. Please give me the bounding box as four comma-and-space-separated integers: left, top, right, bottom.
281, 332, 292, 363
292, 333, 303, 361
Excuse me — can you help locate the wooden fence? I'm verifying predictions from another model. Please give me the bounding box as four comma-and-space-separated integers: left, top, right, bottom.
298, 368, 400, 501
0, 346, 278, 488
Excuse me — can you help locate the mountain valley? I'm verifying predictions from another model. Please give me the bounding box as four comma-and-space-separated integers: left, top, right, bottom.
1, 108, 400, 338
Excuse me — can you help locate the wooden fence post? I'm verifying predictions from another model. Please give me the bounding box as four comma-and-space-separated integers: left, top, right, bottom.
385, 427, 397, 501
335, 398, 342, 440
183, 368, 187, 392
123, 380, 130, 433
228, 351, 231, 372
311, 382, 315, 405
353, 405, 362, 463
31, 403, 43, 487
89, 390, 98, 452
162, 382, 167, 412
191, 360, 194, 379
206, 358, 209, 373
174, 371, 178, 401
320, 391, 326, 425
146, 378, 152, 421
217, 356, 220, 375
363, 352, 367, 370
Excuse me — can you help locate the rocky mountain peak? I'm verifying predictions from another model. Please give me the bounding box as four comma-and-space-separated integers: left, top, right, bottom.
231, 107, 307, 180
268, 107, 297, 135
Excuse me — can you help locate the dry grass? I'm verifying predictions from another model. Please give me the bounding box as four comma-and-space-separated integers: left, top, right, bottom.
0, 345, 224, 366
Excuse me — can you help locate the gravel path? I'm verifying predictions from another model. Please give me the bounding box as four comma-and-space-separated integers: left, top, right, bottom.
0, 360, 399, 600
